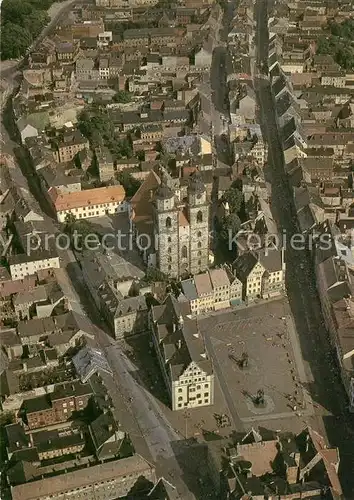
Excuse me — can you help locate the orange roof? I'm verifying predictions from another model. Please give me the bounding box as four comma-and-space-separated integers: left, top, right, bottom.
130, 170, 160, 224
51, 185, 126, 211
179, 210, 189, 227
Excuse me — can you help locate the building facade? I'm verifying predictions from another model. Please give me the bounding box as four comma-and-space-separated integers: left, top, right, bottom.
9, 251, 60, 280
150, 295, 214, 411
153, 171, 209, 278
50, 185, 127, 222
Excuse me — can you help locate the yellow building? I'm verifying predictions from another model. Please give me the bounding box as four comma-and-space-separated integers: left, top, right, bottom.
233, 249, 285, 301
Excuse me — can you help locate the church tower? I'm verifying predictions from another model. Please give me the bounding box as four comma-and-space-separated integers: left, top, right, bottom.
153, 177, 179, 278
187, 172, 209, 275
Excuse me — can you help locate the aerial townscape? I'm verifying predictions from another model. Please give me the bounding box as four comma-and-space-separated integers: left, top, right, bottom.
0, 0, 354, 498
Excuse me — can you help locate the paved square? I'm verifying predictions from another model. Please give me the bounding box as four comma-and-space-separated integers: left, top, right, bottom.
199, 299, 313, 426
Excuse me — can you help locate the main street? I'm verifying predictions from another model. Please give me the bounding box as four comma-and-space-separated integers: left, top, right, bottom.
0, 3, 221, 497
254, 0, 354, 495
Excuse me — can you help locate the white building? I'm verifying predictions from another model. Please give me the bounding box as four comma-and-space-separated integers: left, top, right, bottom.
50, 185, 127, 223
150, 295, 214, 411
9, 250, 60, 280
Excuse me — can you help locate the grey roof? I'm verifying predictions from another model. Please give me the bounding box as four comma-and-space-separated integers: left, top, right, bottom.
22, 395, 51, 414
297, 205, 317, 232
34, 430, 85, 454
51, 380, 92, 401
294, 186, 324, 211
181, 279, 198, 301
72, 345, 113, 383
9, 249, 58, 266
233, 252, 258, 281
11, 455, 155, 500
76, 57, 95, 70
151, 295, 213, 381
17, 311, 97, 340
13, 285, 47, 306
258, 249, 283, 273
6, 423, 30, 453
115, 295, 148, 317
89, 411, 124, 459
188, 170, 206, 194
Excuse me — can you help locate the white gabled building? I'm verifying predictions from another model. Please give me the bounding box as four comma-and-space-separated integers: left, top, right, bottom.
150, 295, 214, 411
9, 250, 60, 280
49, 185, 127, 223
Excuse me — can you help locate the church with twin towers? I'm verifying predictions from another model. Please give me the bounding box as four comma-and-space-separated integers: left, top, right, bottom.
131, 166, 210, 279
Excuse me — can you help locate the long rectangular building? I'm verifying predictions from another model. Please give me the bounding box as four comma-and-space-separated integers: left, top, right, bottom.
49, 185, 127, 222
11, 455, 156, 500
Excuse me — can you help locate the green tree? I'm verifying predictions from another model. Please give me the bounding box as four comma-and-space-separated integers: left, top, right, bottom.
117, 171, 141, 197
112, 138, 132, 159
1, 23, 33, 59
136, 150, 145, 161
144, 267, 169, 283
219, 213, 241, 243
113, 91, 133, 103
222, 183, 243, 213
0, 0, 54, 60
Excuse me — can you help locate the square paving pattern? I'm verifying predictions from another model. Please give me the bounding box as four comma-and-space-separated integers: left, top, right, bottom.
199, 299, 308, 424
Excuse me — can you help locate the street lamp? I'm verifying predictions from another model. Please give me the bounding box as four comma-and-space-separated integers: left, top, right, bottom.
183, 410, 191, 439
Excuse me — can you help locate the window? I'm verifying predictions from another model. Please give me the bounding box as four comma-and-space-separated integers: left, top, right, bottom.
198, 241, 201, 248
178, 388, 182, 392
178, 396, 183, 401
197, 211, 203, 223
168, 265, 171, 271
168, 237, 171, 242
197, 231, 202, 237
166, 217, 172, 228
204, 392, 209, 397
181, 245, 187, 258
168, 247, 172, 253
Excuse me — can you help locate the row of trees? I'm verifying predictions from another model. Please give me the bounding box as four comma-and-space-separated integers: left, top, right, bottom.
317, 20, 354, 71
0, 0, 60, 60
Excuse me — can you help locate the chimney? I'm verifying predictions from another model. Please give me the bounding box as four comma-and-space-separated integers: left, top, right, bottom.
108, 424, 113, 432
16, 441, 20, 448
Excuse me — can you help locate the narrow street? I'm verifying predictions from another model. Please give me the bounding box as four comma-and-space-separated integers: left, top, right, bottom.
254, 0, 354, 495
